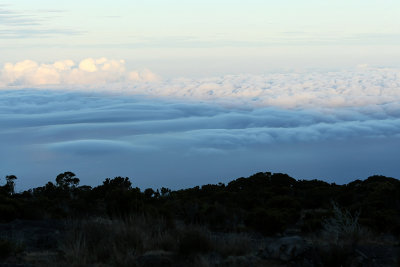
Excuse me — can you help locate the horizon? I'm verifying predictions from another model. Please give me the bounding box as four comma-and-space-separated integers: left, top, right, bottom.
1, 1, 400, 190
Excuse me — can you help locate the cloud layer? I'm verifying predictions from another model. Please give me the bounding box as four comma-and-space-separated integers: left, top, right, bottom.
0, 87, 399, 189
1, 59, 400, 188
132, 67, 400, 108
2, 59, 400, 110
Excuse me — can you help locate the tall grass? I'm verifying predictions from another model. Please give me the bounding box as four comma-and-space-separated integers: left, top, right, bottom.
59, 215, 256, 266
311, 202, 366, 266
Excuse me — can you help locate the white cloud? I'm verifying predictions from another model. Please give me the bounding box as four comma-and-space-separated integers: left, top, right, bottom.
1, 59, 400, 110
0, 58, 158, 87
116, 67, 400, 109
78, 58, 98, 72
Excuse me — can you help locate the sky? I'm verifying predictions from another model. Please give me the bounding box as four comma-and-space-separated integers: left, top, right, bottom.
2, 0, 400, 75
1, 1, 400, 189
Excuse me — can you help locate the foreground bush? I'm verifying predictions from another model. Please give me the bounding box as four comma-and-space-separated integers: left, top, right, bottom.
0, 239, 23, 261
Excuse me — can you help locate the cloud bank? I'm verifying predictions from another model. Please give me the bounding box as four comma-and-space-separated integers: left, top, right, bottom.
0, 87, 399, 189
1, 59, 400, 189
2, 59, 400, 109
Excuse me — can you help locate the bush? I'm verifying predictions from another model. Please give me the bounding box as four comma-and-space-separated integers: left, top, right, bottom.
214, 233, 254, 258
246, 208, 287, 235
60, 215, 178, 266
0, 200, 18, 222
310, 202, 365, 266
301, 209, 330, 233
178, 226, 213, 255
61, 217, 144, 265
322, 202, 361, 245
0, 239, 23, 260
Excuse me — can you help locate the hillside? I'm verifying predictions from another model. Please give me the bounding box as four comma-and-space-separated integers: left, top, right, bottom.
0, 172, 399, 266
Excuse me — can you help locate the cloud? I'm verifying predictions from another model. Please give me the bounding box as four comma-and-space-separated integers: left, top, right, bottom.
0, 6, 83, 38
0, 58, 159, 87
1, 65, 400, 188
46, 139, 146, 155
1, 89, 399, 151
2, 60, 400, 110
0, 28, 82, 39
145, 68, 400, 109
0, 8, 39, 26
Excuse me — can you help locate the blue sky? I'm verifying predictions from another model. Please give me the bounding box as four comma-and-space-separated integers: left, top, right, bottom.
1, 1, 400, 189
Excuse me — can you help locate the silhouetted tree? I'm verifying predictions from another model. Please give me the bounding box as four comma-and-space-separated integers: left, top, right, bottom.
0, 170, 398, 235
102, 177, 131, 190
3, 175, 17, 195
144, 188, 155, 198
160, 187, 171, 197
56, 172, 80, 190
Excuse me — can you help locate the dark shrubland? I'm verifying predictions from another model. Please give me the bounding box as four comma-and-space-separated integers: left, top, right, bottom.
0, 171, 399, 266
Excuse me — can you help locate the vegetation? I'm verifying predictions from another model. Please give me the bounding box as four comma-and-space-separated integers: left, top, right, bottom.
0, 171, 399, 266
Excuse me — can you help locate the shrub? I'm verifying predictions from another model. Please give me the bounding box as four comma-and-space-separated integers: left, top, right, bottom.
311, 202, 365, 266
0, 239, 23, 260
322, 202, 361, 245
246, 208, 286, 235
61, 217, 144, 265
0, 197, 18, 222
214, 232, 254, 258
301, 209, 330, 233
60, 215, 178, 266
178, 226, 213, 255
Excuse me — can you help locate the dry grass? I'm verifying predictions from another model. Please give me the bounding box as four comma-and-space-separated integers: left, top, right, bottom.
57, 215, 259, 266
322, 202, 362, 245
307, 202, 372, 266
60, 215, 177, 266
213, 232, 255, 257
